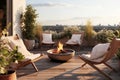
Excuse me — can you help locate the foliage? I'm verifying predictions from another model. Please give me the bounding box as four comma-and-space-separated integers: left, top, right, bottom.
63, 26, 81, 38
0, 38, 24, 74
34, 23, 43, 37
53, 32, 67, 40
22, 5, 38, 40
114, 30, 120, 59
113, 30, 120, 38
95, 29, 115, 43
64, 26, 81, 33
116, 48, 120, 59
2, 23, 11, 36
42, 26, 82, 40
34, 23, 43, 42
84, 20, 97, 41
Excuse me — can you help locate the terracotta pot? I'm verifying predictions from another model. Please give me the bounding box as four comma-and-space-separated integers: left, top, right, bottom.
0, 70, 16, 80
24, 39, 35, 50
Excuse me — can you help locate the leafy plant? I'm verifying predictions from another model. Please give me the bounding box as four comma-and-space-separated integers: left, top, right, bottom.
116, 48, 120, 59
84, 20, 96, 41
63, 26, 81, 38
95, 29, 115, 43
113, 29, 120, 39
22, 5, 38, 40
0, 38, 24, 74
64, 26, 81, 33
2, 22, 11, 36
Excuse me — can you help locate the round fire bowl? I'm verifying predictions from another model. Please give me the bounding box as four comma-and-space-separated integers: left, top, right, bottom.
47, 49, 75, 62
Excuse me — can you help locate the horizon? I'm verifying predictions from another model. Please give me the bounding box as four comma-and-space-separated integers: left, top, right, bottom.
26, 0, 120, 26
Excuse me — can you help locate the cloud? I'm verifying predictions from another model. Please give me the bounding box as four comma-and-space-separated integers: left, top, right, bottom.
30, 2, 73, 7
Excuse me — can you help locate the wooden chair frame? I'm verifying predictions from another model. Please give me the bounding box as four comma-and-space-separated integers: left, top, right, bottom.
66, 32, 84, 50
12, 54, 43, 72
7, 36, 43, 72
41, 33, 55, 48
79, 38, 120, 80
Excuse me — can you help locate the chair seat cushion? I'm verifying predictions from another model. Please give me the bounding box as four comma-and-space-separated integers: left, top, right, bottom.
66, 40, 79, 44
81, 43, 110, 62
81, 54, 105, 62
42, 41, 55, 44
25, 53, 41, 60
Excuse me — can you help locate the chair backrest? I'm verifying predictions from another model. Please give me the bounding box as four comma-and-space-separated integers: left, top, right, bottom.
42, 33, 53, 43
102, 38, 120, 62
69, 32, 84, 45
6, 36, 32, 57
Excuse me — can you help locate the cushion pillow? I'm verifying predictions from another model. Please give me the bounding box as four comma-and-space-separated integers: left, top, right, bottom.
90, 43, 110, 59
66, 34, 81, 44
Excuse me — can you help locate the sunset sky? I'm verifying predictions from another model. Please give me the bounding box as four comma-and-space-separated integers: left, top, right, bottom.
26, 0, 120, 25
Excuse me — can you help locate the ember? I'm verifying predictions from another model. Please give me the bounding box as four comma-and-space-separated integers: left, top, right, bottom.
51, 42, 67, 54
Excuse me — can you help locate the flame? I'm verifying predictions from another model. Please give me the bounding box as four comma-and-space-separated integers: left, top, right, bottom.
56, 42, 63, 53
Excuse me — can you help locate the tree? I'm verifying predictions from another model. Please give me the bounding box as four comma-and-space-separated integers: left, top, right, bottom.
84, 20, 97, 46
22, 5, 38, 40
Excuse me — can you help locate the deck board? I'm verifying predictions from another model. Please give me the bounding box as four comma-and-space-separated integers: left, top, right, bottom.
17, 53, 120, 80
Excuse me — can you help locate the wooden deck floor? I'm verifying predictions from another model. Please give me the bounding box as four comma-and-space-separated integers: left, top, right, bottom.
17, 50, 120, 80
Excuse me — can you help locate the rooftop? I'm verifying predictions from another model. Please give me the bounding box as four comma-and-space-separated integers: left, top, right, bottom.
17, 47, 120, 80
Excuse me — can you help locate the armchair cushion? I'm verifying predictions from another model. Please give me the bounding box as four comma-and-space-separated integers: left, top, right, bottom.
81, 43, 110, 61
90, 43, 110, 59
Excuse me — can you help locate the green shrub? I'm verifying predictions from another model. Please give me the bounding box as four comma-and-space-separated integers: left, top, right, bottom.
22, 5, 38, 40
95, 29, 116, 43
63, 26, 81, 38
64, 26, 81, 33
116, 48, 120, 59
84, 20, 97, 41
113, 29, 120, 38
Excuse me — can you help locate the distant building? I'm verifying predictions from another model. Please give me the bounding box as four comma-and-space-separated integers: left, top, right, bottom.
42, 24, 120, 32
43, 25, 64, 32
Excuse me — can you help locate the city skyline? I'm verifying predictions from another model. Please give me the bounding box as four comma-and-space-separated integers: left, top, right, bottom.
26, 0, 120, 26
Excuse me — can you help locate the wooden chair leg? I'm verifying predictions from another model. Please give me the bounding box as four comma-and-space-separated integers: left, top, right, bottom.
88, 63, 112, 80
31, 62, 39, 72
79, 56, 112, 80
81, 63, 87, 67
104, 62, 117, 72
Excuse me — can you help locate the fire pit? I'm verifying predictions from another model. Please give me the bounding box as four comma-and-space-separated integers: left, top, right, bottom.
47, 42, 75, 62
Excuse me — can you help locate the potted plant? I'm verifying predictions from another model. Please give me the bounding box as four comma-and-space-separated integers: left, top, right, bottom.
21, 5, 38, 50
0, 36, 25, 80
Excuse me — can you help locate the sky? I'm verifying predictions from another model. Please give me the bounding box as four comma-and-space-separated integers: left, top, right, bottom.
26, 0, 120, 26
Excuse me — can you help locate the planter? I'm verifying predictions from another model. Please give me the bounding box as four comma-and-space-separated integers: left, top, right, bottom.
34, 42, 39, 49
0, 70, 16, 80
24, 39, 35, 50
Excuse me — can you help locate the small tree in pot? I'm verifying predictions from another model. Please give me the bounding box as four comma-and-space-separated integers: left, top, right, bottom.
21, 5, 38, 50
